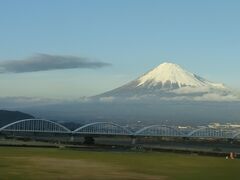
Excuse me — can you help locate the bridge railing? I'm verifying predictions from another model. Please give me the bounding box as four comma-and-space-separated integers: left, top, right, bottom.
134, 125, 186, 137
187, 127, 236, 139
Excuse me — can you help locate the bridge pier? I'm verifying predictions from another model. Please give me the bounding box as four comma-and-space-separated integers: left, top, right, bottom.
131, 136, 137, 145
70, 135, 74, 142
83, 136, 95, 145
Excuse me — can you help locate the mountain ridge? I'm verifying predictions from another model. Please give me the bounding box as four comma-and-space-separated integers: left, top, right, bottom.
95, 62, 236, 101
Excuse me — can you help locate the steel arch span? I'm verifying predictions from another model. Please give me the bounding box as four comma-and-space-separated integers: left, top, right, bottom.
188, 127, 234, 139
135, 125, 185, 137
74, 122, 132, 135
0, 119, 71, 133
232, 132, 240, 139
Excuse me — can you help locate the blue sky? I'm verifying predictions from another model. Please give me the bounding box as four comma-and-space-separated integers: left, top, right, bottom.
0, 0, 239, 98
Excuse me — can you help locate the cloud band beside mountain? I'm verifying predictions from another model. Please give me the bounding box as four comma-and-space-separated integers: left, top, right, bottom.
0, 54, 111, 73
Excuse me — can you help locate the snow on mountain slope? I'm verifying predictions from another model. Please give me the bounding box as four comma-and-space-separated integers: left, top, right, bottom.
137, 62, 225, 89
96, 62, 237, 101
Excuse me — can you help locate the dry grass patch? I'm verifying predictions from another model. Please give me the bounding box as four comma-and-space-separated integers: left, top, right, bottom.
1, 156, 166, 180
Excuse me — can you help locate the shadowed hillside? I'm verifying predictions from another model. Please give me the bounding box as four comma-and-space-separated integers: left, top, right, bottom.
0, 110, 34, 127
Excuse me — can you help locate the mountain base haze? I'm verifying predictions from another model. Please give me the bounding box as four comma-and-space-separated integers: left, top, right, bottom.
8, 100, 238, 127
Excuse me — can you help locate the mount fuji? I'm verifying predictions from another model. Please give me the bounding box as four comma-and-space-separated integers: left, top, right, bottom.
10, 62, 240, 125
96, 62, 236, 101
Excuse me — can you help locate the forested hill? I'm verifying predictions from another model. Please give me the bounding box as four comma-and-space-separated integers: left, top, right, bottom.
0, 110, 34, 127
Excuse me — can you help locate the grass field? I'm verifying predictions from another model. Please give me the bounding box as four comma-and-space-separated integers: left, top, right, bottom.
0, 147, 239, 180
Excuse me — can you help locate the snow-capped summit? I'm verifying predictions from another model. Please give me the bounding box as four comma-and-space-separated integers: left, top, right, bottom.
96, 62, 235, 101
137, 62, 225, 89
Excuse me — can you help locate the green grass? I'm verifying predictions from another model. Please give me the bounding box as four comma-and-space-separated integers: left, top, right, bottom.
0, 147, 239, 180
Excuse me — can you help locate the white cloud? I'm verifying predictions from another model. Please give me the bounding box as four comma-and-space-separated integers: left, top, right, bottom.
0, 53, 111, 73
99, 96, 116, 102
193, 93, 239, 102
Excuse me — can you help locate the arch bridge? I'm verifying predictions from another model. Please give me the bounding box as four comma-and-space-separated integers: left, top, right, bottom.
73, 122, 132, 136
0, 119, 71, 133
0, 119, 240, 139
134, 125, 185, 137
